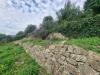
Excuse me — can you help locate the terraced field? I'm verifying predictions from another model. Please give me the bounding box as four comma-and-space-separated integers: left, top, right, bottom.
0, 43, 40, 75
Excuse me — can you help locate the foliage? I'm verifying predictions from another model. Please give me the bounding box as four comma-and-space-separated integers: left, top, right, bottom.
81, 9, 93, 18
34, 16, 57, 39
15, 31, 25, 40
1, 0, 100, 41
0, 34, 14, 43
58, 15, 100, 38
84, 0, 100, 15
56, 1, 82, 22
0, 43, 40, 75
0, 34, 6, 40
25, 25, 36, 36
65, 37, 100, 53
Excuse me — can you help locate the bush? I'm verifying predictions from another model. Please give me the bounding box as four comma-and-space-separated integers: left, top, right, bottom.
15, 31, 25, 40
25, 25, 36, 36
84, 0, 100, 15
58, 15, 100, 38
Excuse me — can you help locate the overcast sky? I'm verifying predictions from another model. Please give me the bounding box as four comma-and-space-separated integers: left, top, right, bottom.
0, 0, 86, 35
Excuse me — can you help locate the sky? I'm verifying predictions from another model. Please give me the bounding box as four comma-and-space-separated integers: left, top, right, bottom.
0, 0, 86, 35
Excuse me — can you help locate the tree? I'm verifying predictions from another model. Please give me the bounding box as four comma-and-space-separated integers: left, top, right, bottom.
15, 31, 25, 40
56, 1, 82, 22
41, 16, 54, 31
0, 33, 6, 41
35, 16, 57, 39
0, 33, 13, 43
25, 25, 36, 36
84, 0, 100, 15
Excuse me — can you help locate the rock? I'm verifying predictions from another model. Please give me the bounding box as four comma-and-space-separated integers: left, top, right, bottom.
63, 52, 70, 58
47, 33, 66, 40
65, 64, 79, 75
76, 55, 87, 62
62, 71, 70, 75
66, 58, 77, 66
58, 58, 66, 65
88, 51, 100, 61
88, 60, 100, 72
49, 45, 56, 50
70, 54, 77, 60
78, 63, 99, 75
67, 45, 74, 53
21, 43, 100, 75
58, 65, 65, 74
60, 56, 66, 61
73, 46, 88, 56
45, 49, 50, 53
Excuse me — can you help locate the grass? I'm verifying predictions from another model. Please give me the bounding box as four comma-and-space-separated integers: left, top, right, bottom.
22, 37, 100, 54
2, 37, 99, 75
65, 37, 100, 54
1, 37, 98, 75
22, 38, 62, 46
0, 43, 40, 75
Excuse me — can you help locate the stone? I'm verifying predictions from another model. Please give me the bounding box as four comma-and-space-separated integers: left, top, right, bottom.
67, 46, 74, 53
88, 51, 100, 61
73, 46, 88, 55
66, 58, 77, 66
70, 54, 77, 60
76, 55, 87, 62
49, 45, 56, 50
88, 60, 100, 72
47, 32, 66, 40
62, 71, 70, 75
63, 52, 70, 58
78, 63, 99, 75
65, 64, 79, 75
60, 56, 66, 61
58, 65, 65, 74
45, 49, 50, 53
21, 43, 100, 75
58, 58, 65, 65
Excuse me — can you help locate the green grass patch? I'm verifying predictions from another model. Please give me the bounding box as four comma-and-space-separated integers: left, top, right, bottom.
22, 38, 62, 46
65, 37, 100, 53
0, 43, 40, 75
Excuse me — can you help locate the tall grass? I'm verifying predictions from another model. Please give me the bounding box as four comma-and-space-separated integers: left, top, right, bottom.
65, 37, 100, 53
0, 43, 40, 75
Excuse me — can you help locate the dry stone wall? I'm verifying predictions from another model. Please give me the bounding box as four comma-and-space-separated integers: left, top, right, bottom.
22, 43, 100, 75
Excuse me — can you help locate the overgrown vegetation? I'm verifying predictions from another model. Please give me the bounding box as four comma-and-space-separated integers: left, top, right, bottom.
84, 0, 100, 15
0, 0, 100, 74
0, 43, 40, 75
31, 0, 100, 39
65, 37, 100, 53
0, 0, 100, 42
58, 15, 100, 38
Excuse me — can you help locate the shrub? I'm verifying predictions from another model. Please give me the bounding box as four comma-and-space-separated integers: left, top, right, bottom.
58, 15, 100, 38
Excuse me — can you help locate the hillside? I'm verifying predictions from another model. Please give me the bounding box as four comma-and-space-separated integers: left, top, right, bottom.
0, 0, 100, 75
0, 43, 49, 75
0, 37, 100, 75
15, 37, 100, 75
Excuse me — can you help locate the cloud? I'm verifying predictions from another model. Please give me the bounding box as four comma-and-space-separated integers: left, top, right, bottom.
0, 0, 86, 35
